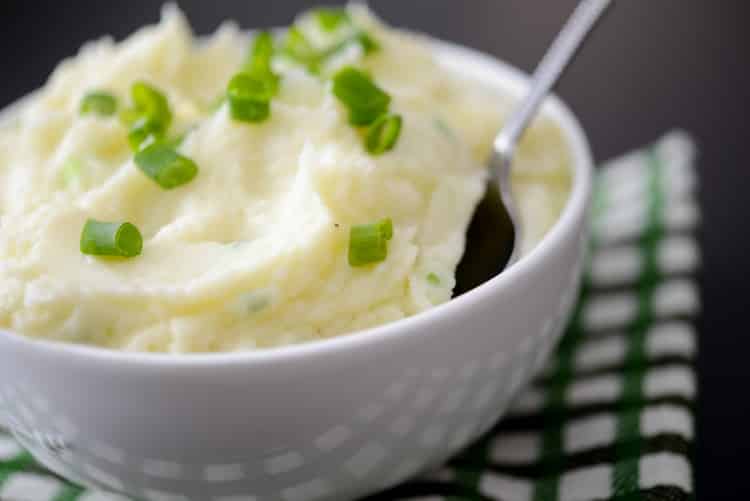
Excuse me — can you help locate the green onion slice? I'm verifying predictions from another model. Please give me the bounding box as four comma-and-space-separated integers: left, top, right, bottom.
130, 82, 172, 131
120, 82, 173, 151
281, 26, 320, 73
332, 67, 391, 126
80, 91, 117, 117
118, 107, 140, 128
365, 113, 402, 155
164, 130, 189, 149
427, 272, 441, 286
316, 30, 379, 66
313, 7, 351, 32
244, 31, 274, 74
348, 218, 393, 267
127, 116, 163, 151
134, 142, 198, 189
243, 31, 280, 95
80, 219, 143, 257
351, 31, 379, 54
378, 218, 393, 240
281, 14, 379, 75
226, 73, 274, 123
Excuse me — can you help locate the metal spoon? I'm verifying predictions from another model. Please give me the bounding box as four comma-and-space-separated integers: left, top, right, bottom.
455, 0, 612, 294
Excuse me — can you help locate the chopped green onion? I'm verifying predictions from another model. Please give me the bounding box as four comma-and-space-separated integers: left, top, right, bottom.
121, 82, 172, 151
427, 272, 441, 286
313, 7, 350, 32
134, 142, 198, 189
281, 16, 379, 75
281, 26, 320, 73
226, 73, 274, 123
127, 116, 162, 150
318, 30, 380, 64
352, 31, 379, 54
348, 218, 393, 267
246, 32, 274, 71
366, 113, 402, 155
80, 219, 143, 257
242, 31, 280, 95
378, 218, 393, 240
244, 31, 274, 74
332, 67, 391, 126
118, 107, 140, 128
80, 91, 117, 117
130, 82, 172, 132
165, 130, 189, 149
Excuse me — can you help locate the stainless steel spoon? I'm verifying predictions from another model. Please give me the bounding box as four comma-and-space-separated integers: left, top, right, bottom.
455, 0, 612, 294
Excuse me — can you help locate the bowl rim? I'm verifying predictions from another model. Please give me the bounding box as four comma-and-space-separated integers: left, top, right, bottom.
0, 36, 594, 368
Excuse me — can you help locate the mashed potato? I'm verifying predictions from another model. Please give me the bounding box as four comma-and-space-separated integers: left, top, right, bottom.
0, 5, 571, 352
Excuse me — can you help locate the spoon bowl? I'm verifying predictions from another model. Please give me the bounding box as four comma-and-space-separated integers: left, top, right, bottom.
471, 0, 611, 278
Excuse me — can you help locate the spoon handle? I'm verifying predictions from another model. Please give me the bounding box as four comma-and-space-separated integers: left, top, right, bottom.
495, 0, 613, 154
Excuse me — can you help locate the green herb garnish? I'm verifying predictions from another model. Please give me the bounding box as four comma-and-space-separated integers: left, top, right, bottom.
226, 73, 275, 123
242, 31, 281, 95
134, 142, 198, 189
366, 113, 402, 155
80, 91, 117, 117
313, 7, 351, 32
127, 116, 162, 151
332, 66, 391, 126
130, 82, 172, 132
281, 11, 379, 75
80, 219, 143, 258
349, 218, 393, 267
314, 30, 380, 66
281, 26, 321, 74
121, 82, 173, 150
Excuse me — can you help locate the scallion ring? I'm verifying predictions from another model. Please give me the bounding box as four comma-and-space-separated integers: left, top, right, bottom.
134, 142, 198, 189
226, 73, 274, 123
80, 91, 117, 117
80, 219, 143, 258
313, 7, 350, 32
127, 116, 163, 151
130, 82, 172, 132
348, 218, 393, 267
243, 31, 280, 95
365, 114, 402, 155
332, 67, 391, 126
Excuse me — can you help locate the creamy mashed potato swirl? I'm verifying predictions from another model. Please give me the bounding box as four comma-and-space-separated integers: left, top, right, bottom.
0, 6, 571, 352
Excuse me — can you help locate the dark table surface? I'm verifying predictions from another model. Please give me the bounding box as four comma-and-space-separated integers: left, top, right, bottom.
2, 1, 747, 498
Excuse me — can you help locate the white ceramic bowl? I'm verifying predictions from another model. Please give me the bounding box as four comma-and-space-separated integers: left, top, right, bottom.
0, 38, 592, 501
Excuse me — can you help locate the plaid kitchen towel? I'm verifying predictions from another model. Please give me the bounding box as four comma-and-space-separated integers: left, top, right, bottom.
0, 130, 699, 501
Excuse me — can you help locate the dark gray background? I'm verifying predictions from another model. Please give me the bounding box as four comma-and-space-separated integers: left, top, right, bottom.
2, 1, 747, 498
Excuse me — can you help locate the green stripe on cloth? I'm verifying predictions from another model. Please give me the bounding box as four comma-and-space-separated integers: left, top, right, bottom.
52, 485, 85, 501
532, 309, 585, 501
613, 147, 663, 496
448, 439, 492, 501
0, 466, 12, 489
0, 451, 36, 472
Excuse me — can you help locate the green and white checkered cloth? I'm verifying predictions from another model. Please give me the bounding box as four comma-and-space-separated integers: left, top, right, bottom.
0, 131, 699, 501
